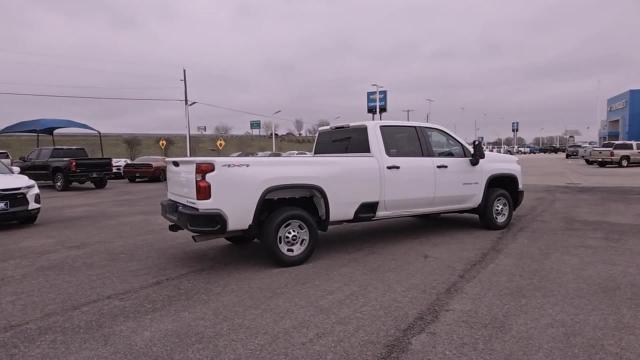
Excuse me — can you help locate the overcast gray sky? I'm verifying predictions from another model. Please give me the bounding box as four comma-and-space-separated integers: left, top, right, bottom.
1, 0, 639, 141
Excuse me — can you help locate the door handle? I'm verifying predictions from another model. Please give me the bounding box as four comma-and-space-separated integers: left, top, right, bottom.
386, 165, 400, 170
436, 164, 448, 169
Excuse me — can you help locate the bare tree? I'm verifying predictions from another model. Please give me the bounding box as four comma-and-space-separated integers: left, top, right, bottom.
262, 121, 280, 135
122, 136, 142, 160
214, 123, 233, 135
317, 119, 330, 128
294, 118, 304, 136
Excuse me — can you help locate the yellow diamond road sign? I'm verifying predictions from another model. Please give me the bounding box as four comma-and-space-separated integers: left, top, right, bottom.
159, 138, 167, 150
216, 137, 226, 150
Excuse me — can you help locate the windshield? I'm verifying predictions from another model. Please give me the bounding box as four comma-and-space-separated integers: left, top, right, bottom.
0, 162, 12, 175
51, 148, 88, 158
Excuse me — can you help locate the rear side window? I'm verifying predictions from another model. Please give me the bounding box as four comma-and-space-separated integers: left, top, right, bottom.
314, 127, 370, 154
636, 144, 640, 150
51, 148, 89, 158
613, 143, 633, 150
380, 126, 423, 157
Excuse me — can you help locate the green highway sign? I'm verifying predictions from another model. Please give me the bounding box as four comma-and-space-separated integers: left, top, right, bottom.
250, 120, 261, 130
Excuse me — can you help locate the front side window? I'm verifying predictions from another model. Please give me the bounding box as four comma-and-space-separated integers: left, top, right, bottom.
421, 128, 468, 158
36, 148, 52, 160
380, 126, 423, 157
25, 149, 39, 161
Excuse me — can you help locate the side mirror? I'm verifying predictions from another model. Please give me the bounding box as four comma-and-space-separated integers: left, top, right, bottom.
470, 140, 485, 166
11, 166, 21, 174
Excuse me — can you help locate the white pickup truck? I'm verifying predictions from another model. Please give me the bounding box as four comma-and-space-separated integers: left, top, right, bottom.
162, 121, 524, 266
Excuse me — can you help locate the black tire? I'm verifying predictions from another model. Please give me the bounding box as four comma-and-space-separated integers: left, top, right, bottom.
619, 157, 630, 168
53, 172, 69, 191
19, 215, 38, 225
157, 170, 166, 182
92, 178, 108, 189
584, 160, 593, 165
597, 162, 607, 168
479, 188, 514, 230
260, 206, 318, 267
127, 177, 137, 183
225, 235, 254, 245
565, 154, 570, 159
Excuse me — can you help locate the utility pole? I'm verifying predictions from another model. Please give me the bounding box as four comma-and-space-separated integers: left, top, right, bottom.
181, 68, 192, 157
539, 128, 544, 147
425, 98, 434, 123
401, 109, 415, 122
371, 84, 383, 120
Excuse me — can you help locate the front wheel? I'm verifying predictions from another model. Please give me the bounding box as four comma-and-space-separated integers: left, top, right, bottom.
127, 177, 137, 183
479, 188, 514, 230
260, 207, 318, 266
584, 160, 593, 165
92, 178, 108, 189
597, 162, 607, 168
53, 172, 69, 191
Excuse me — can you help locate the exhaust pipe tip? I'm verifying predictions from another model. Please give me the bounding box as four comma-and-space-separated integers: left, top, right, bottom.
168, 224, 183, 232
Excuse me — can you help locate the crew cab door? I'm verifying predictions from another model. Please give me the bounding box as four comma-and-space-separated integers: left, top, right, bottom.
19, 149, 41, 180
420, 127, 483, 209
31, 148, 53, 181
379, 126, 436, 214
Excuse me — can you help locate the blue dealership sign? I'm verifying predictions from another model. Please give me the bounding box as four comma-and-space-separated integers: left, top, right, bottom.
367, 90, 387, 114
512, 121, 519, 132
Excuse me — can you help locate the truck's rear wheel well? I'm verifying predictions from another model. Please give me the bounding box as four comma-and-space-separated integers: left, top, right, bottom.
252, 186, 329, 232
484, 175, 519, 209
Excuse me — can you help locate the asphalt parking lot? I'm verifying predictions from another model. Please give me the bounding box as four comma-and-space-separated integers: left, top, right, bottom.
2, 155, 640, 359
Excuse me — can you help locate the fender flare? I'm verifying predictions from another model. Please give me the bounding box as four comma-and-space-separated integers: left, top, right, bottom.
251, 184, 330, 231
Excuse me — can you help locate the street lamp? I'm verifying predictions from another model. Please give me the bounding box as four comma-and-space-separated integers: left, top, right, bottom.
425, 98, 434, 122
371, 83, 383, 120
271, 110, 281, 152
401, 109, 415, 121
539, 127, 544, 147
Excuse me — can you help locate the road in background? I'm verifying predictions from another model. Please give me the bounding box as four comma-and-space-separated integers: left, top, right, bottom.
1, 156, 639, 359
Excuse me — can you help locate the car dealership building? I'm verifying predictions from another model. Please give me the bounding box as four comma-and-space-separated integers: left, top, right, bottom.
599, 89, 640, 143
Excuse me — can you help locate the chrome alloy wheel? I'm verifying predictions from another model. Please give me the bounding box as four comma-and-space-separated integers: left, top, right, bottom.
277, 220, 309, 256
492, 196, 510, 224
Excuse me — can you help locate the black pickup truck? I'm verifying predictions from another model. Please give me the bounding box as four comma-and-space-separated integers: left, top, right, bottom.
16, 147, 112, 191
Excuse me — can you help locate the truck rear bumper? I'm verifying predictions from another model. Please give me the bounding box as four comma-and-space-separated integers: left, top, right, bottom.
161, 199, 227, 234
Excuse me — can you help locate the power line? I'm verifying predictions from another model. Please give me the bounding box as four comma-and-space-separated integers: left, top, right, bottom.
0, 81, 181, 91
195, 101, 296, 123
0, 91, 182, 102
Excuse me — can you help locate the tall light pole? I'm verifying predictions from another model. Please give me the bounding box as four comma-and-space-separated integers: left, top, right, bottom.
371, 83, 383, 120
181, 68, 192, 157
401, 109, 415, 121
539, 127, 544, 147
425, 98, 434, 123
271, 110, 281, 152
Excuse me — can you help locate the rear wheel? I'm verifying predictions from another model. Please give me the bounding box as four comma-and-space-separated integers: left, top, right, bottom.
53, 172, 69, 191
157, 170, 166, 182
597, 162, 607, 168
619, 157, 630, 168
92, 178, 108, 189
225, 235, 254, 245
127, 177, 137, 183
584, 160, 593, 165
260, 206, 318, 266
479, 188, 514, 230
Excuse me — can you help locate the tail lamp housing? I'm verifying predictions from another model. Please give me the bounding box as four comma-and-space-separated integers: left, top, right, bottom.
69, 159, 78, 172
609, 150, 615, 157
195, 163, 215, 200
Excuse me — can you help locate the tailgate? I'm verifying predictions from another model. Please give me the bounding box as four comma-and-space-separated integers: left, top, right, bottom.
75, 158, 112, 172
166, 158, 198, 199
590, 150, 609, 158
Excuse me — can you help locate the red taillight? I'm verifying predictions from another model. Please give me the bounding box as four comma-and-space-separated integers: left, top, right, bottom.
69, 159, 77, 172
610, 150, 615, 157
195, 163, 215, 200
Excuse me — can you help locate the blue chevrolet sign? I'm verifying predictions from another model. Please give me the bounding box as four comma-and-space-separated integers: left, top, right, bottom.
367, 90, 387, 114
